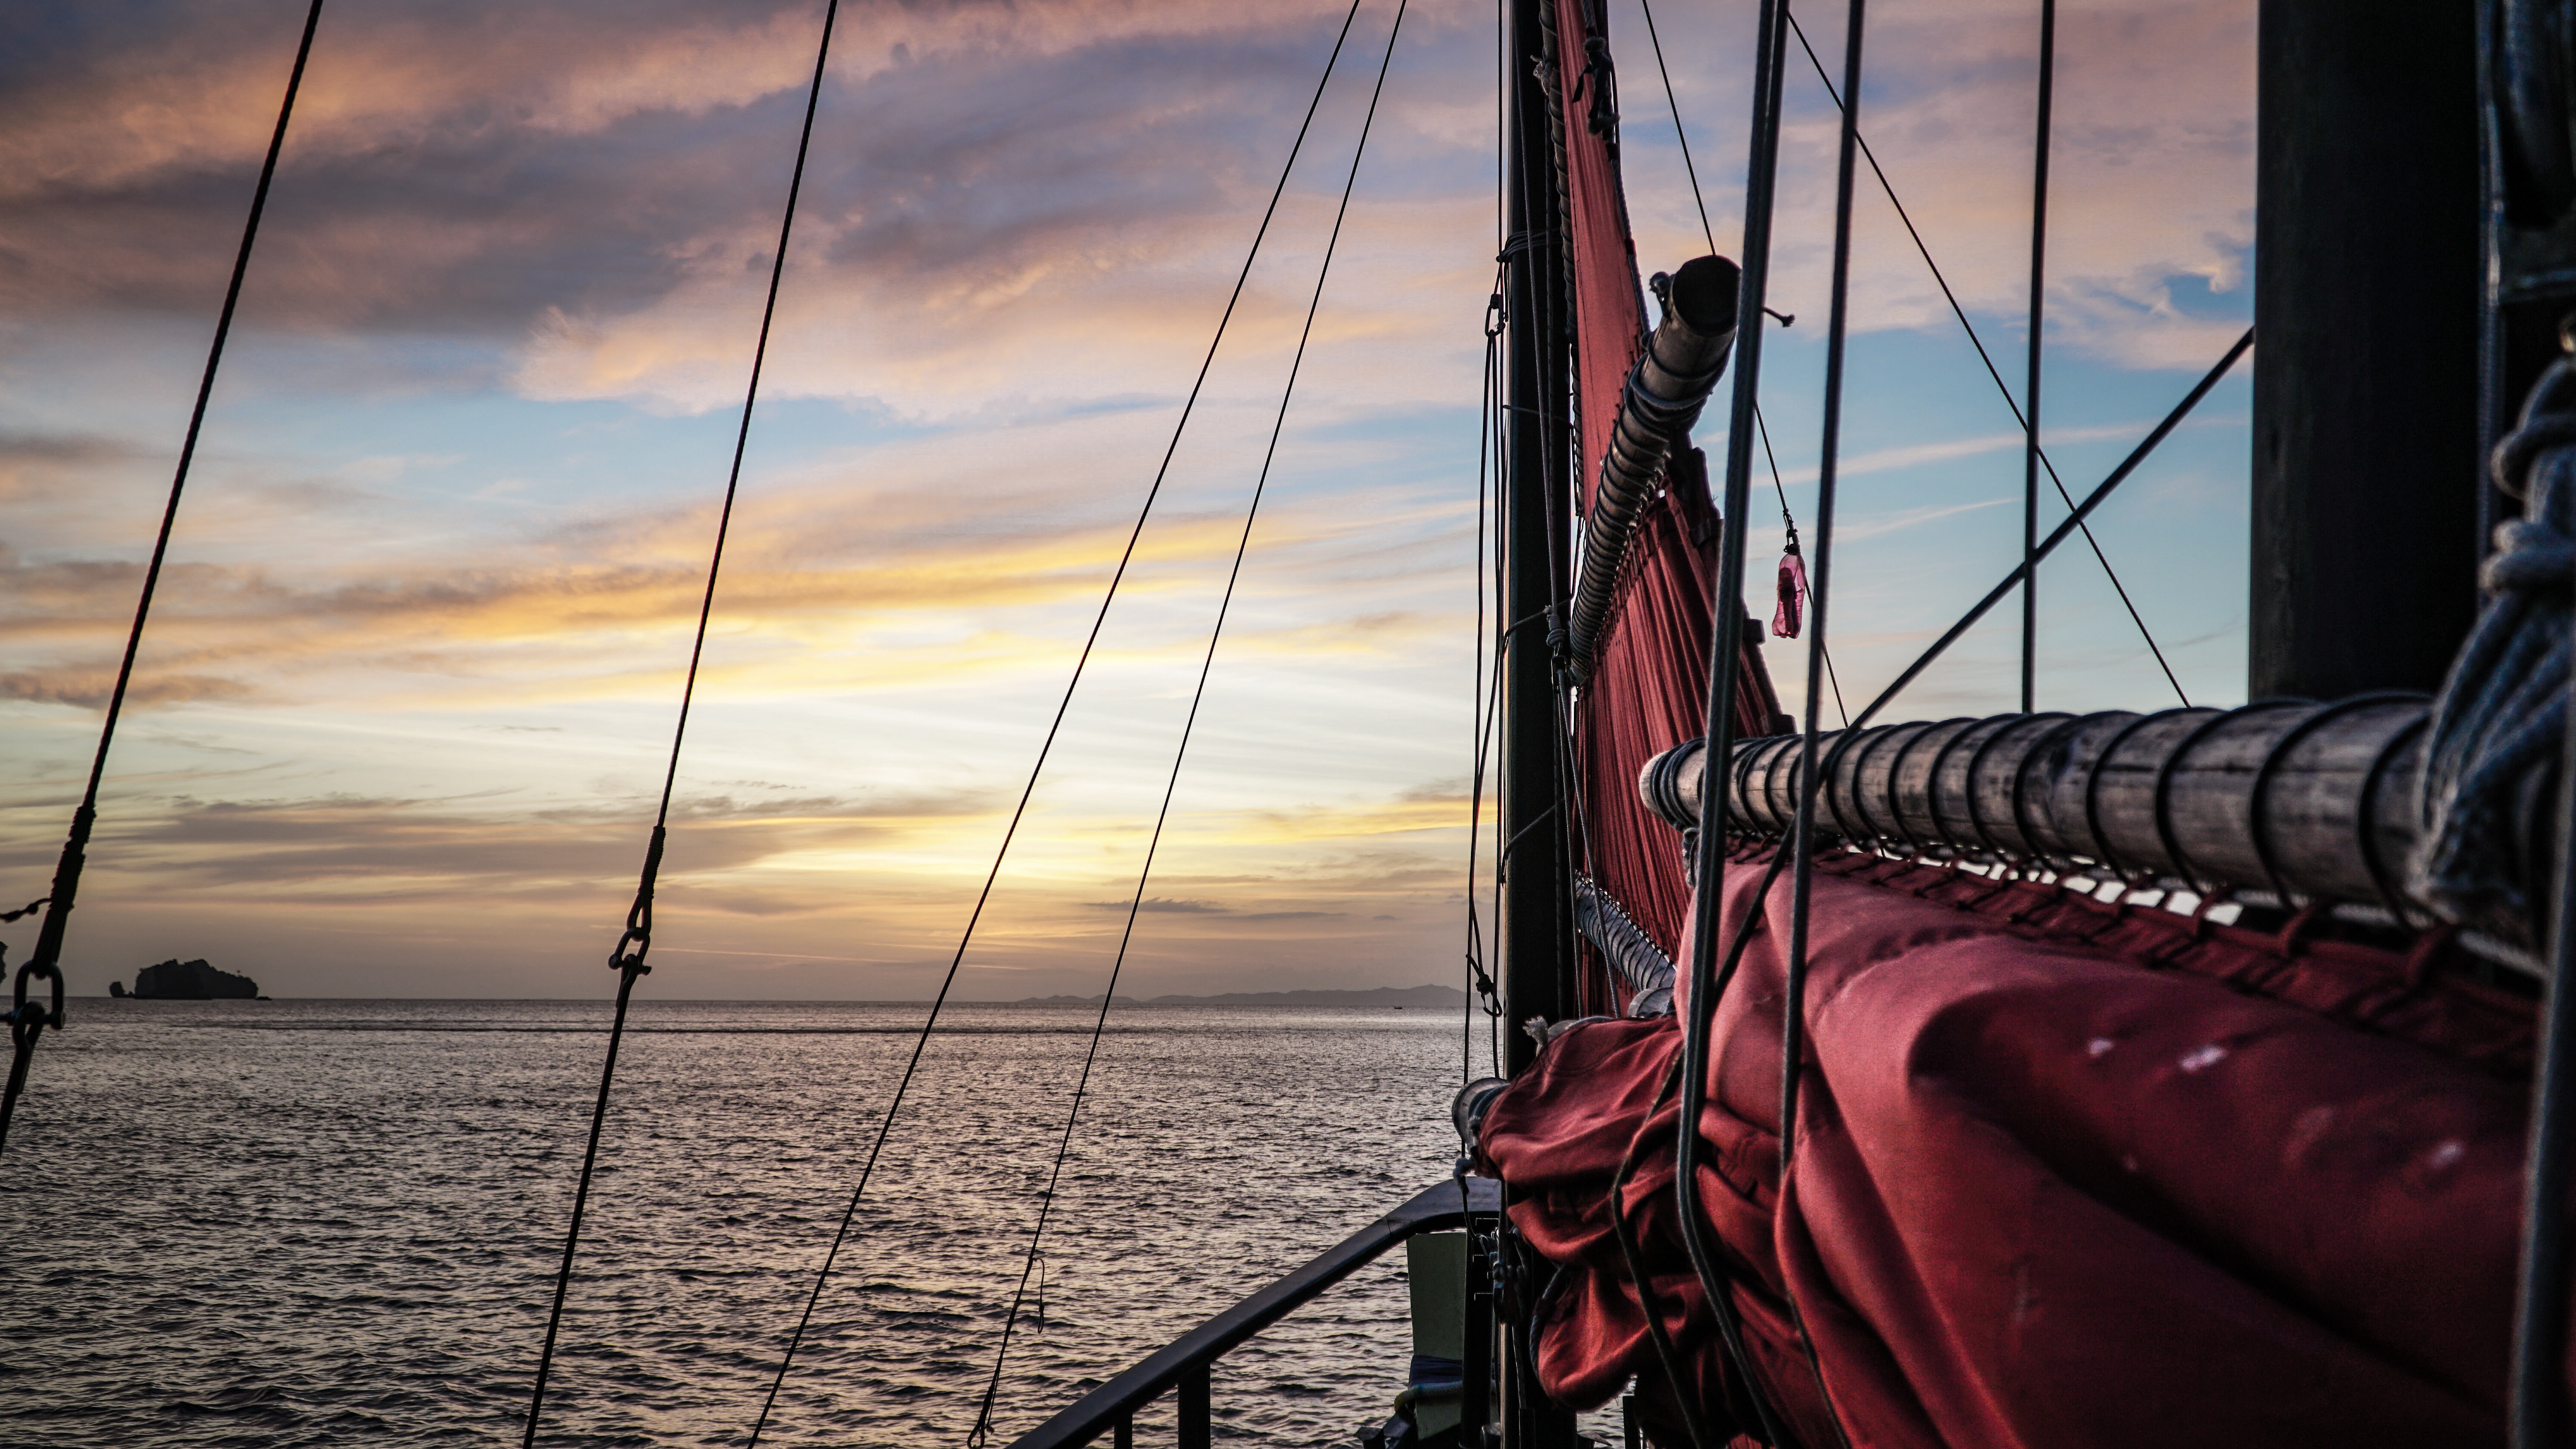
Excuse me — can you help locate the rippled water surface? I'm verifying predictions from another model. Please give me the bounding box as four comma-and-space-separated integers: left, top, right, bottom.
3, 999, 1477, 1447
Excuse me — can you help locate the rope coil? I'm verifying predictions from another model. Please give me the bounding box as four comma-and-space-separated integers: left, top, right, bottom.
2417, 334, 2576, 943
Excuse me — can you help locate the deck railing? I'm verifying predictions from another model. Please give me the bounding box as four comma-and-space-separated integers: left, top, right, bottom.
1004, 1176, 1501, 1449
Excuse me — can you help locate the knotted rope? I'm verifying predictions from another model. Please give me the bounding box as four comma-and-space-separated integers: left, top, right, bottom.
2415, 329, 2576, 943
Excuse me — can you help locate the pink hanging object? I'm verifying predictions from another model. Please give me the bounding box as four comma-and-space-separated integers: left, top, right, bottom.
1773, 549, 1807, 640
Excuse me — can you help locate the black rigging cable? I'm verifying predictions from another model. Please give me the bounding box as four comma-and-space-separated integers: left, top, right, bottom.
1464, 7, 1511, 1061
1466, 282, 1509, 1082
520, 4, 844, 1443
0, 0, 326, 1158
2019, 0, 2055, 715
743, 6, 1370, 1440
1849, 328, 2250, 732
1776, 0, 1864, 1438
961, 12, 1410, 1436
1672, 0, 1798, 1441
1778, 9, 2188, 709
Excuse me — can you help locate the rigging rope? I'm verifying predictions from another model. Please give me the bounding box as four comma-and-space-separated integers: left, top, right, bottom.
1779, 10, 2189, 709
1466, 282, 1509, 1082
1774, 1, 1870, 1441
961, 12, 1412, 1437
520, 3, 844, 1442
0, 0, 326, 1159
1851, 327, 2250, 732
742, 5, 1372, 1439
1671, 0, 1798, 1440
2020, 0, 2057, 713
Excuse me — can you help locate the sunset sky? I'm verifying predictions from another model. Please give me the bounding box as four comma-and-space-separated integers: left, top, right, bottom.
0, 0, 2256, 1000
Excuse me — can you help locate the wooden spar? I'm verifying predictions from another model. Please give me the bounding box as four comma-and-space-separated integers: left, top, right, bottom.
1634, 697, 2550, 967
1562, 255, 1738, 680
1499, 0, 1577, 1076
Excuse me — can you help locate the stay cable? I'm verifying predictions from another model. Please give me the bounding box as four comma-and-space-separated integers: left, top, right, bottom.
1781, 9, 2187, 707
521, 2, 843, 1442
962, 6, 1410, 1436
0, 0, 327, 1157
743, 3, 1373, 1439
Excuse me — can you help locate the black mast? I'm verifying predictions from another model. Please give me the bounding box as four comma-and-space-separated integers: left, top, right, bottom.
1499, 2, 1582, 1446
1500, 0, 1577, 1076
2250, 0, 2481, 699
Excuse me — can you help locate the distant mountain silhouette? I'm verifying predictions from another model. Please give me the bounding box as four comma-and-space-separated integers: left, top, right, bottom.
1013, 984, 1465, 1008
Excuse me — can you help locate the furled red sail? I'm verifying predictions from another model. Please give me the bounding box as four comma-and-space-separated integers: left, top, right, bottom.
1546, 0, 1784, 990
1480, 848, 2538, 1446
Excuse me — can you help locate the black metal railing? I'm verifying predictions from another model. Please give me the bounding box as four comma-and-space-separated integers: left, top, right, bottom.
1005, 1176, 1501, 1449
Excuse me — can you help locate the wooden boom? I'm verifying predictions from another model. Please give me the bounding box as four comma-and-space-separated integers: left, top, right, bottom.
1627, 697, 2541, 950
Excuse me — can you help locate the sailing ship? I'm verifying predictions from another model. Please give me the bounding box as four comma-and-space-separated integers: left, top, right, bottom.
7, 0, 2576, 1446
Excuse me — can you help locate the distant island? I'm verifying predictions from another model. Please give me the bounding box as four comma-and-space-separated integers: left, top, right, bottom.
109, 958, 264, 1000
1014, 984, 1466, 1008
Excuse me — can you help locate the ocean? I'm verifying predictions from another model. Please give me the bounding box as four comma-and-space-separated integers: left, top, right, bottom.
1, 998, 1490, 1447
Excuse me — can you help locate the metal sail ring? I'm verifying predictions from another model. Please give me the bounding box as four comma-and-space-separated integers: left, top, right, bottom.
2245, 692, 2427, 912
2084, 707, 2197, 884
2009, 713, 2098, 878
2355, 709, 2437, 930
1965, 714, 2070, 869
1855, 721, 1930, 850
1751, 734, 1803, 837
2153, 702, 2303, 900
1885, 718, 1970, 855
1837, 725, 1904, 845
1815, 727, 1878, 848
1734, 732, 1784, 831
1926, 716, 2016, 856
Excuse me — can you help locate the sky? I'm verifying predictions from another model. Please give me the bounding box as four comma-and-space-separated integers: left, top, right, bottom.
0, 0, 2256, 1000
